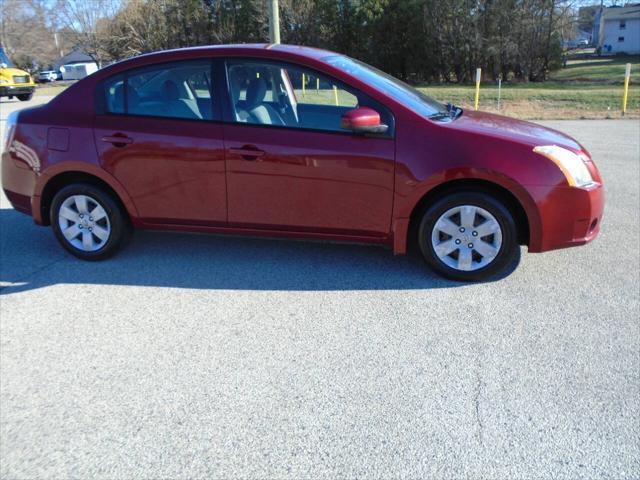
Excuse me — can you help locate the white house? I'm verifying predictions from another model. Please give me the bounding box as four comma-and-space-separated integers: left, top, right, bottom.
54, 49, 99, 80
599, 4, 640, 54
59, 62, 98, 80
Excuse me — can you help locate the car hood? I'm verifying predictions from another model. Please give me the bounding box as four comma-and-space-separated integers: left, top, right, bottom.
446, 110, 584, 152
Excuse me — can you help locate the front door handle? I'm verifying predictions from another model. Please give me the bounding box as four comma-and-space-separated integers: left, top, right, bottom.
229, 145, 265, 160
102, 134, 133, 147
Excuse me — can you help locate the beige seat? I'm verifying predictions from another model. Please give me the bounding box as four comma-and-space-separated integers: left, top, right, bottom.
244, 77, 285, 126
159, 80, 202, 120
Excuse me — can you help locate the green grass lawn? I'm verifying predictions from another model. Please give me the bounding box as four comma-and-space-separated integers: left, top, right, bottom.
418, 55, 640, 119
550, 55, 640, 83
420, 83, 639, 119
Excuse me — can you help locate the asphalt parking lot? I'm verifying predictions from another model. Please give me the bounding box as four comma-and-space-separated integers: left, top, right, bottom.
1, 96, 639, 478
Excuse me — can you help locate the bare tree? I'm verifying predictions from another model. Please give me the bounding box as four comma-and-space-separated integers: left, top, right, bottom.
54, 0, 121, 67
0, 0, 64, 70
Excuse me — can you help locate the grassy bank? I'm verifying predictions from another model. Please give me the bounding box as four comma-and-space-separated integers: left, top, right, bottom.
421, 82, 639, 120
421, 55, 640, 119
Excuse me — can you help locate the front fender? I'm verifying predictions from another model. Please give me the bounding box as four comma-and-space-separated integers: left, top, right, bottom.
391, 167, 543, 255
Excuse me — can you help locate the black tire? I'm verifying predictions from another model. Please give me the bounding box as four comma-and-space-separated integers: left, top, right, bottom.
50, 183, 132, 261
17, 93, 33, 101
418, 192, 519, 282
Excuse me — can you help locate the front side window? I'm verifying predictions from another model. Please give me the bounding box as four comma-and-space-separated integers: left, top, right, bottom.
226, 60, 392, 134
102, 60, 215, 121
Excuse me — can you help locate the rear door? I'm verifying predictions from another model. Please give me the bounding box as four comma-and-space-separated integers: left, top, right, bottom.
222, 59, 395, 237
93, 59, 227, 226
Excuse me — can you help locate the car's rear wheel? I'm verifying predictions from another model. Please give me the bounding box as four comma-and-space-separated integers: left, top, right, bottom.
51, 183, 131, 260
17, 93, 33, 101
418, 192, 519, 281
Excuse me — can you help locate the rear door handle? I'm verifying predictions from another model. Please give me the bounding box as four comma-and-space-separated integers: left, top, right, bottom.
102, 134, 133, 147
229, 146, 266, 160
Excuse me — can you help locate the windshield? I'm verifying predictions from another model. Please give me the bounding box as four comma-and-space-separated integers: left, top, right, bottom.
324, 55, 448, 118
0, 48, 14, 67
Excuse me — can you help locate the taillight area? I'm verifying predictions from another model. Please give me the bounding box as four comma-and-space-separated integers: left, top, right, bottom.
4, 110, 19, 150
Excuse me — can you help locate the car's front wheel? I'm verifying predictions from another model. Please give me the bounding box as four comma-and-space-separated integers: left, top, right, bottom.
17, 93, 33, 101
51, 183, 131, 260
418, 192, 519, 281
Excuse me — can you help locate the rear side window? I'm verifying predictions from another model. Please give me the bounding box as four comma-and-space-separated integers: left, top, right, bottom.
101, 59, 216, 121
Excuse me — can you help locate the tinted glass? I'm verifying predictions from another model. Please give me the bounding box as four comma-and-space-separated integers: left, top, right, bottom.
0, 48, 14, 67
103, 60, 215, 120
226, 60, 392, 134
103, 74, 124, 114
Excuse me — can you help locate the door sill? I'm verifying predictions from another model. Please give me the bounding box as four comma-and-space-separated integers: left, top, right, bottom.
137, 221, 392, 247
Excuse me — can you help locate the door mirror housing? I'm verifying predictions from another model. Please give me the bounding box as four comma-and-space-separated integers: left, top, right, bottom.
341, 107, 388, 134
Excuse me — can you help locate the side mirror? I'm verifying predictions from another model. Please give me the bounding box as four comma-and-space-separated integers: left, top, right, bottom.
341, 107, 388, 134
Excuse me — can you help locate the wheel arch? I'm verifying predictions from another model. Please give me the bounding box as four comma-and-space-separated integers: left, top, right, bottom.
35, 163, 138, 226
402, 178, 539, 255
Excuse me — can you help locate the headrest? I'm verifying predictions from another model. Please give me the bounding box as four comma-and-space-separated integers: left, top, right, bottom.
127, 87, 140, 108
112, 83, 124, 111
161, 80, 179, 101
245, 77, 267, 109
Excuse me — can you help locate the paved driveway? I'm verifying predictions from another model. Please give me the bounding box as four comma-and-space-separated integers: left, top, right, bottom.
1, 95, 638, 478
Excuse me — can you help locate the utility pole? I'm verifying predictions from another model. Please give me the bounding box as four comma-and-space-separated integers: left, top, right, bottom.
54, 32, 63, 58
268, 0, 280, 44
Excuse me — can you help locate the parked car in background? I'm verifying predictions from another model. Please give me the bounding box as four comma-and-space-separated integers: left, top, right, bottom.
0, 45, 604, 281
0, 47, 35, 101
37, 70, 59, 83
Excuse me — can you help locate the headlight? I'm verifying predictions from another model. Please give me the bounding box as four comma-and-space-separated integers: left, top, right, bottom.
0, 79, 7, 84
533, 145, 594, 187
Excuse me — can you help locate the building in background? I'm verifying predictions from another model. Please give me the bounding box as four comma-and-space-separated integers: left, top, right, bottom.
54, 49, 98, 80
598, 4, 640, 54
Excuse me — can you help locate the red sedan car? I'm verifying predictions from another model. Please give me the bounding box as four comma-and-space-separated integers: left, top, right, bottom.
1, 44, 604, 281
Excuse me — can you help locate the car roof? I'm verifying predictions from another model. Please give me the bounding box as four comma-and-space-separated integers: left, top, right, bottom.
144, 44, 335, 60
100, 44, 339, 76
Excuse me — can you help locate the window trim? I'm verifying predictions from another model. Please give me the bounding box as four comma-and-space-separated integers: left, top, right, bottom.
95, 56, 396, 139
221, 57, 396, 139
96, 58, 221, 122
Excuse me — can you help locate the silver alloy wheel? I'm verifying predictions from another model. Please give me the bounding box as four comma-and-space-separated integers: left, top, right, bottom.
431, 205, 503, 271
58, 195, 111, 252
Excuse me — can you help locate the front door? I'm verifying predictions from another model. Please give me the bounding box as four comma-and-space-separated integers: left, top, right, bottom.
93, 59, 227, 226
222, 59, 395, 237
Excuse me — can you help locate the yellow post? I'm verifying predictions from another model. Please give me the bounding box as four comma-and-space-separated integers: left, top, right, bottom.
302, 73, 306, 96
622, 63, 631, 116
474, 68, 481, 111
333, 85, 339, 106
